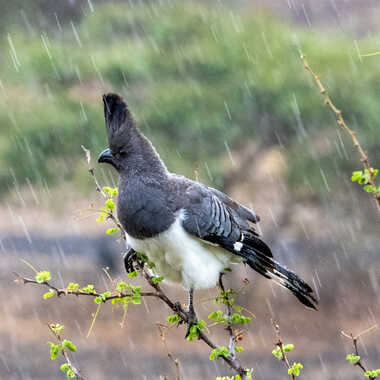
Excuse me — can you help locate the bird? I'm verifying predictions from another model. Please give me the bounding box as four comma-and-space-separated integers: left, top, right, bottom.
98, 93, 317, 334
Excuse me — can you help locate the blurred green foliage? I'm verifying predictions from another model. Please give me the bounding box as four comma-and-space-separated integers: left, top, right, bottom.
0, 1, 379, 197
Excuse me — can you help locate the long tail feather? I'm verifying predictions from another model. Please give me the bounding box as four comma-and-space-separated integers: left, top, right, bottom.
221, 235, 318, 309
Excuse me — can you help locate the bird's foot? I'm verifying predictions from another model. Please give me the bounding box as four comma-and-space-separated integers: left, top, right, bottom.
184, 305, 198, 339
123, 247, 138, 274
173, 301, 183, 314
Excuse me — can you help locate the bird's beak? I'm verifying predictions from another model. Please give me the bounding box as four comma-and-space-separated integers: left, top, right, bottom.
98, 148, 114, 164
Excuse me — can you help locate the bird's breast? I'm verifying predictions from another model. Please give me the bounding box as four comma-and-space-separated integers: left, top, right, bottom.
117, 179, 175, 239
125, 211, 235, 289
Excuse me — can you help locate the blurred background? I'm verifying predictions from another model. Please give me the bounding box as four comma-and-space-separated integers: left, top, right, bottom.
1, 0, 380, 379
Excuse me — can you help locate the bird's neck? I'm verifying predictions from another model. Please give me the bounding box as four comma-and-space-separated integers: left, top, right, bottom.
120, 132, 168, 180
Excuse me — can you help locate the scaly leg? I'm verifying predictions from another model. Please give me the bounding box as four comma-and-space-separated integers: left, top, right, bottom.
185, 288, 198, 338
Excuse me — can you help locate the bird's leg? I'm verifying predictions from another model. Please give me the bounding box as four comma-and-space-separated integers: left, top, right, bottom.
185, 288, 198, 338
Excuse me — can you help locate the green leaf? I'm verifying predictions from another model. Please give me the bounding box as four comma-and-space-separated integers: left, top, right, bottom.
96, 214, 105, 223
208, 310, 226, 323
346, 354, 360, 365
364, 185, 376, 193
49, 323, 65, 334
116, 281, 127, 292
43, 289, 55, 299
351, 171, 363, 183
152, 276, 164, 284
186, 325, 199, 342
105, 199, 116, 210
81, 284, 96, 294
35, 271, 51, 283
60, 363, 70, 372
62, 339, 77, 352
94, 291, 112, 304
103, 186, 118, 198
209, 346, 230, 360
272, 347, 283, 360
288, 362, 303, 377
106, 227, 119, 235
67, 282, 79, 291
233, 305, 243, 313
365, 369, 380, 378
187, 320, 207, 342
48, 342, 62, 360
197, 320, 206, 330
283, 344, 294, 352
235, 346, 244, 353
167, 315, 182, 324
128, 271, 138, 278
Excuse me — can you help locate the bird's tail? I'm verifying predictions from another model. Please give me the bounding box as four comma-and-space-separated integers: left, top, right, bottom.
233, 234, 318, 309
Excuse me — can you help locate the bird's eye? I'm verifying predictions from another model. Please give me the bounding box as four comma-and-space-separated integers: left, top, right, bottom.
119, 149, 127, 156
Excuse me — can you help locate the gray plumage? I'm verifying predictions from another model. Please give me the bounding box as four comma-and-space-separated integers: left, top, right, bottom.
98, 93, 317, 310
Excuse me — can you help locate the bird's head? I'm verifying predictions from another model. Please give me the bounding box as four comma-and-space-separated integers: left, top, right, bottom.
98, 93, 136, 172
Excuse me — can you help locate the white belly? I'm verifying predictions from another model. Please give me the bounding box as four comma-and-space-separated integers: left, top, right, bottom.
125, 212, 238, 289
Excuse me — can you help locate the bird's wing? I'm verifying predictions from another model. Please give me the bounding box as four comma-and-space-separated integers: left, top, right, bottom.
181, 182, 271, 256
207, 185, 260, 224
181, 182, 317, 309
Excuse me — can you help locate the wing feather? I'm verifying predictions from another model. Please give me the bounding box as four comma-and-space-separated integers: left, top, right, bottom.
181, 182, 317, 309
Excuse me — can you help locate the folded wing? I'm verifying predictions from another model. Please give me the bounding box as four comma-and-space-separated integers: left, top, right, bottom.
181, 183, 317, 309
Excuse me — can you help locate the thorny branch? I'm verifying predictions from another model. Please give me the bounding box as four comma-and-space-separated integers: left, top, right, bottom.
341, 325, 378, 379
48, 324, 84, 380
300, 53, 380, 213
272, 320, 295, 380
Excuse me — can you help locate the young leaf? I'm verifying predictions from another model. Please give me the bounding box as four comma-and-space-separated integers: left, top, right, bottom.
283, 344, 294, 352
288, 362, 303, 377
105, 199, 115, 210
346, 354, 360, 365
43, 289, 55, 299
35, 271, 51, 283
49, 323, 65, 334
272, 347, 283, 360
67, 283, 79, 291
167, 315, 182, 324
48, 342, 62, 360
106, 227, 119, 235
62, 339, 77, 352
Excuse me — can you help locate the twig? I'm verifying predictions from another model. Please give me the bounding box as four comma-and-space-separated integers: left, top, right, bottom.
13, 272, 158, 300
48, 324, 84, 380
219, 274, 237, 361
272, 320, 295, 380
81, 145, 126, 238
157, 324, 181, 380
341, 325, 378, 379
300, 53, 380, 213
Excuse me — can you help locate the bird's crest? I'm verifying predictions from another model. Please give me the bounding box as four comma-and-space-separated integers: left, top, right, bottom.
102, 93, 135, 143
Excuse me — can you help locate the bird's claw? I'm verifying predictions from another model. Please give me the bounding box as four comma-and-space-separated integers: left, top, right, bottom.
184, 306, 198, 339
123, 247, 138, 274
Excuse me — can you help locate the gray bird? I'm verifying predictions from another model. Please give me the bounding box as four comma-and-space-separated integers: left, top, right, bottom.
98, 93, 317, 334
